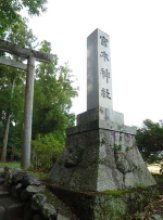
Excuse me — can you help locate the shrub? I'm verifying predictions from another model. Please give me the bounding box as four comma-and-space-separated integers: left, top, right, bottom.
32, 132, 64, 171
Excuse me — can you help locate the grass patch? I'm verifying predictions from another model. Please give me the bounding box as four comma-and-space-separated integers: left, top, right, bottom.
101, 185, 149, 197
0, 161, 48, 181
0, 161, 20, 169
28, 170, 48, 181
102, 189, 130, 197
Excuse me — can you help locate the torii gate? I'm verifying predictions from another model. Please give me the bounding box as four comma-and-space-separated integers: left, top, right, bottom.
0, 40, 53, 169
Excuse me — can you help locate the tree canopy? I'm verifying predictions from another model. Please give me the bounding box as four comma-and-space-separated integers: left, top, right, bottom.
0, 2, 78, 167
136, 119, 163, 157
0, 16, 36, 161
0, 0, 47, 36
32, 41, 77, 169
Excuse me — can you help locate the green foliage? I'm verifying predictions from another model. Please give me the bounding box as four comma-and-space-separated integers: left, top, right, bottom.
0, 0, 45, 162
6, 18, 37, 48
0, 0, 47, 36
31, 41, 78, 170
33, 41, 77, 136
0, 161, 20, 168
0, 68, 25, 150
136, 119, 163, 159
32, 132, 64, 171
147, 154, 161, 163
0, 17, 37, 161
0, 3, 78, 167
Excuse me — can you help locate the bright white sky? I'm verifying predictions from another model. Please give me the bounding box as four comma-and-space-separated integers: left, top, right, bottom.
28, 0, 163, 127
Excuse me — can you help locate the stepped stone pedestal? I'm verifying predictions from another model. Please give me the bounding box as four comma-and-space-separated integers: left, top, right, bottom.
49, 29, 155, 192
49, 29, 156, 219
49, 107, 155, 192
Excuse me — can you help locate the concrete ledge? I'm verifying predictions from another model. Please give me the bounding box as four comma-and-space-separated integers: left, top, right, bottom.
67, 120, 136, 136
75, 107, 136, 135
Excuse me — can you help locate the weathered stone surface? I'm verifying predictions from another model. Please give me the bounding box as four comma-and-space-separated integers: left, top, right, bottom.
12, 171, 25, 184
3, 167, 15, 185
0, 167, 4, 174
57, 214, 71, 220
20, 189, 31, 201
6, 202, 24, 220
0, 193, 24, 220
26, 185, 45, 194
33, 214, 43, 220
87, 29, 113, 110
20, 185, 45, 202
23, 203, 34, 220
149, 214, 163, 220
42, 203, 57, 219
31, 193, 47, 210
46, 190, 79, 220
0, 167, 79, 220
0, 206, 5, 219
50, 186, 157, 220
12, 171, 41, 186
0, 185, 9, 197
0, 177, 5, 184
76, 107, 134, 134
49, 127, 155, 192
22, 173, 41, 186
11, 183, 23, 198
49, 28, 157, 219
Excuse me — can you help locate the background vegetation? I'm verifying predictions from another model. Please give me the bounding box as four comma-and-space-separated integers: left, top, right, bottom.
0, 0, 77, 170
136, 119, 163, 162
0, 1, 163, 170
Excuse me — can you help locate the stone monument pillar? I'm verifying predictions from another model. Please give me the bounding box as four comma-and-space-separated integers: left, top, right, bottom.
49, 29, 155, 192
87, 29, 112, 110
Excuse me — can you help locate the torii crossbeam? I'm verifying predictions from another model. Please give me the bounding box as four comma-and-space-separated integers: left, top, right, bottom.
0, 39, 53, 169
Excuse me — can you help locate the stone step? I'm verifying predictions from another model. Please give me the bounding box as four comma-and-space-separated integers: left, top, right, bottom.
0, 196, 24, 220
0, 177, 5, 185
0, 185, 9, 198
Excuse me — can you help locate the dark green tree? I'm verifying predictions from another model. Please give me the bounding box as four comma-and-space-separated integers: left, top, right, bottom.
136, 119, 163, 158
0, 1, 78, 167
33, 41, 77, 136
0, 0, 47, 36
32, 41, 78, 170
0, 18, 37, 161
0, 67, 25, 161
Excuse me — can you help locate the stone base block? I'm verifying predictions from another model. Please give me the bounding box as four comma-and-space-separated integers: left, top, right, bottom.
49, 128, 156, 192
50, 186, 158, 220
76, 107, 136, 134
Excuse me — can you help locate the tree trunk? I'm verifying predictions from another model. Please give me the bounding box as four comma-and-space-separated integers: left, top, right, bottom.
1, 75, 16, 162
1, 114, 11, 161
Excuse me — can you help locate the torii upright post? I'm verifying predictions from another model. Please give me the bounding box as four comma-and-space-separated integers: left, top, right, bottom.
0, 40, 53, 169
22, 56, 36, 169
